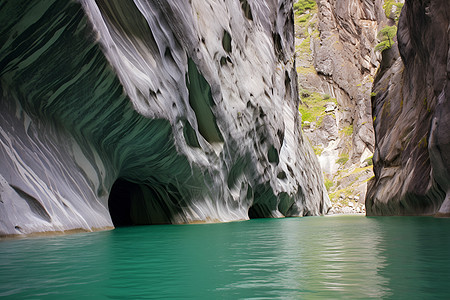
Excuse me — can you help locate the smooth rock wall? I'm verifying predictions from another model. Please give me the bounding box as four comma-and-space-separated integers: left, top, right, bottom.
0, 0, 329, 236
366, 0, 449, 216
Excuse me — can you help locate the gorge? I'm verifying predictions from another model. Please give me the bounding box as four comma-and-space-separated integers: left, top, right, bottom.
0, 0, 449, 237
1, 0, 450, 298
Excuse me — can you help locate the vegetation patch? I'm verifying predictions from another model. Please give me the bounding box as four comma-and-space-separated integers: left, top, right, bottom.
296, 65, 316, 75
313, 145, 324, 156
383, 0, 404, 21
329, 187, 354, 204
294, 0, 318, 57
298, 90, 337, 124
326, 162, 374, 206
375, 1, 403, 53
336, 153, 349, 165
293, 0, 316, 15
324, 177, 334, 192
343, 125, 353, 136
297, 14, 311, 23
364, 156, 373, 166
316, 115, 324, 127
296, 36, 311, 54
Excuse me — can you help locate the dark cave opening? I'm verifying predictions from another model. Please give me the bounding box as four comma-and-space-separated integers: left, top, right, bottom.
248, 203, 271, 219
108, 178, 172, 227
248, 186, 279, 219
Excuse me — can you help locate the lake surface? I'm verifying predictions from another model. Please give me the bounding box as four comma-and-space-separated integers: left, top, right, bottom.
1, 215, 450, 299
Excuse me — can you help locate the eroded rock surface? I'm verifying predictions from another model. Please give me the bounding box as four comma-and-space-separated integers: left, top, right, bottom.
0, 0, 329, 235
366, 0, 450, 216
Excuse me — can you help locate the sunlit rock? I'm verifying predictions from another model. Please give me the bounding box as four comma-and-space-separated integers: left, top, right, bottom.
0, 0, 329, 235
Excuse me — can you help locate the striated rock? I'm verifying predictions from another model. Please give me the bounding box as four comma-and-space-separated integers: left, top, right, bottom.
366, 0, 449, 216
312, 0, 385, 160
295, 0, 385, 209
0, 0, 330, 236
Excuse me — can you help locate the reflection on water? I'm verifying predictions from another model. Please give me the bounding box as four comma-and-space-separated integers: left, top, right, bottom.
278, 216, 390, 298
373, 217, 450, 299
1, 215, 450, 298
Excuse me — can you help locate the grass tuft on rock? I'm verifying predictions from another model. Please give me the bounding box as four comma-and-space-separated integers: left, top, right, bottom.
298, 90, 337, 125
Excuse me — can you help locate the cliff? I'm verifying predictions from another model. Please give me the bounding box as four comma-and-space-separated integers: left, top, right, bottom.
366, 0, 449, 215
313, 0, 381, 160
293, 0, 391, 212
0, 0, 329, 236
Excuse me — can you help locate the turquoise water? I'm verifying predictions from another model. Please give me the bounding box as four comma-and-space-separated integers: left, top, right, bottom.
1, 215, 450, 299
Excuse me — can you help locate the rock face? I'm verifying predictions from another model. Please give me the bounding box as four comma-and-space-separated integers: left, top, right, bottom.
314, 0, 381, 155
366, 0, 450, 215
294, 0, 389, 208
0, 0, 329, 235
297, 0, 386, 165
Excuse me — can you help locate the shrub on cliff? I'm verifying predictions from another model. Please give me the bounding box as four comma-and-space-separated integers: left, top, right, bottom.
375, 25, 397, 52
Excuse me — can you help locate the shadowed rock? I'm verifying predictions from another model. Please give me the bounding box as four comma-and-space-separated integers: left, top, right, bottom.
366, 0, 450, 216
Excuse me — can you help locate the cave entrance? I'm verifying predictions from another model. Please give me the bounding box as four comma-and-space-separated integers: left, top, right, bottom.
108, 178, 172, 227
247, 186, 277, 219
248, 203, 272, 219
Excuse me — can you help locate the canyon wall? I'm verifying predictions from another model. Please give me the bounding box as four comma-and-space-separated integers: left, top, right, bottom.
0, 0, 329, 236
314, 0, 382, 159
366, 0, 449, 215
294, 0, 391, 210
297, 0, 387, 164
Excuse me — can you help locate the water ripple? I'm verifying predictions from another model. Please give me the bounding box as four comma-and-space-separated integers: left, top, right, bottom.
1, 216, 450, 298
